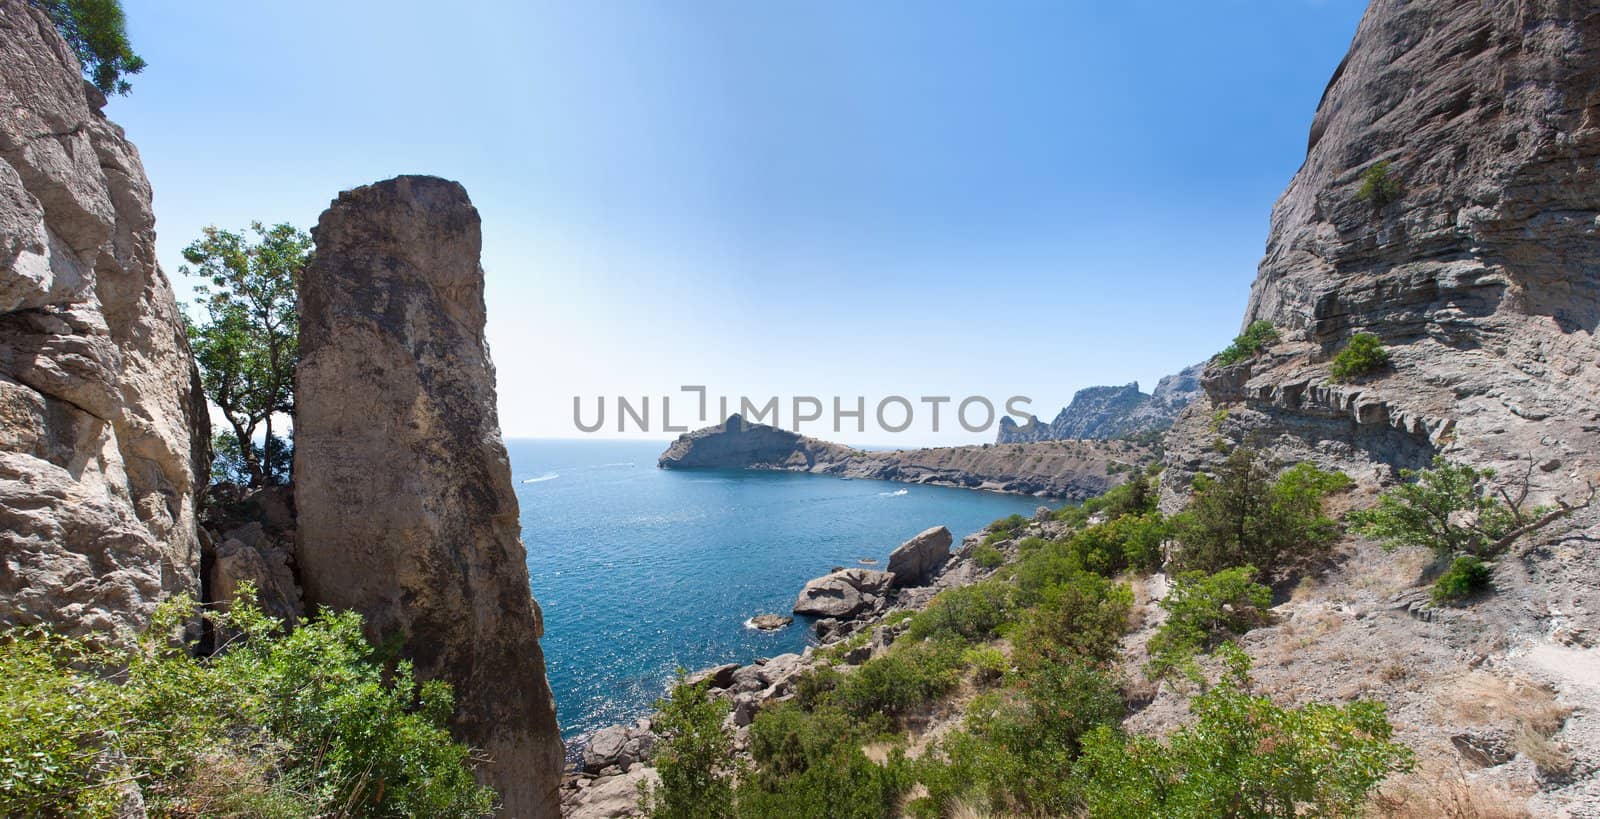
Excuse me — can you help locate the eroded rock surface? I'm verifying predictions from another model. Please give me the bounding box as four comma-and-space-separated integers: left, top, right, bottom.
294, 175, 562, 816
0, 0, 207, 638
792, 567, 894, 619
885, 525, 952, 588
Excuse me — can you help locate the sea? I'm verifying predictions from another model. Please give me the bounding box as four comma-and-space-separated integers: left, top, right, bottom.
508, 438, 1047, 743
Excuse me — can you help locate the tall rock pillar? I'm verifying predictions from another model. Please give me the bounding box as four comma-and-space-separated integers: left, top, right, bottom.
294, 175, 562, 817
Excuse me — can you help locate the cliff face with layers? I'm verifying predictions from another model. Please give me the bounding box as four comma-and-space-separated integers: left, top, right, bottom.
1168, 0, 1600, 497
1156, 1, 1600, 811
0, 0, 208, 637
661, 414, 1152, 500
294, 176, 564, 817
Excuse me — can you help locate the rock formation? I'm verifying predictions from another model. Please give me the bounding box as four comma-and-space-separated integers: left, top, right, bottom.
1164, 0, 1600, 502
885, 525, 953, 588
0, 0, 208, 638
997, 362, 1204, 443
661, 414, 1150, 500
293, 175, 562, 817
792, 567, 894, 619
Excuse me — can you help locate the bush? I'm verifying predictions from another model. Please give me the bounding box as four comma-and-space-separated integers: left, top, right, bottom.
0, 590, 494, 817
1348, 457, 1520, 558
641, 677, 737, 819
1356, 161, 1402, 208
31, 0, 146, 95
1147, 567, 1271, 678
830, 640, 965, 720
1013, 570, 1133, 667
1330, 332, 1390, 381
1062, 511, 1169, 576
972, 544, 1005, 569
1214, 321, 1279, 366
1432, 556, 1492, 604
1173, 449, 1350, 577
905, 581, 1012, 644
739, 704, 911, 819
1078, 645, 1412, 817
1052, 467, 1159, 527
915, 659, 1124, 816
981, 514, 1029, 545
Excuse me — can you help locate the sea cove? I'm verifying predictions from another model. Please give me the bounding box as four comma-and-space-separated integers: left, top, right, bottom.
510, 439, 1044, 741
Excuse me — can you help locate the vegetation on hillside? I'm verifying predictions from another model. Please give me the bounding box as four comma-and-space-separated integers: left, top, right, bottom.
643, 457, 1410, 818
1330, 332, 1390, 381
1214, 320, 1280, 366
31, 0, 145, 95
0, 588, 494, 817
182, 223, 311, 487
1172, 447, 1351, 578
1356, 161, 1402, 208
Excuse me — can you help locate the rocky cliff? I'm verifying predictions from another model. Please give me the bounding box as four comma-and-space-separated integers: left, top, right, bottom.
1155, 1, 1600, 811
996, 362, 1203, 444
0, 0, 207, 638
1166, 0, 1600, 499
660, 414, 1150, 500
294, 176, 563, 817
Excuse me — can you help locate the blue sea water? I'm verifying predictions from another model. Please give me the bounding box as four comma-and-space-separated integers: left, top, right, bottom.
508, 438, 1047, 743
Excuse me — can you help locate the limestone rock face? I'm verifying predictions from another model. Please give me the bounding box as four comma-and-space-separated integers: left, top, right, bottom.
792, 568, 894, 619
1171, 0, 1600, 504
0, 0, 207, 637
293, 175, 562, 816
885, 525, 953, 588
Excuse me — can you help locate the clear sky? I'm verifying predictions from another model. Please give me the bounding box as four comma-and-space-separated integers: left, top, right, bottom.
114, 0, 1365, 446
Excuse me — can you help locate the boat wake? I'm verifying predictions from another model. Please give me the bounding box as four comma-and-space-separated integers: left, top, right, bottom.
522, 472, 560, 484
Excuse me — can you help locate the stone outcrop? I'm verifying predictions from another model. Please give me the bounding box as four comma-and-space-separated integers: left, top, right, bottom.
0, 0, 208, 638
293, 175, 562, 816
661, 414, 1151, 501
201, 484, 301, 622
1164, 0, 1600, 507
997, 362, 1204, 444
885, 525, 952, 588
792, 567, 894, 619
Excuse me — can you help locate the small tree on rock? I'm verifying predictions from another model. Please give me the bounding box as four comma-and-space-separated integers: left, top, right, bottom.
183, 223, 310, 487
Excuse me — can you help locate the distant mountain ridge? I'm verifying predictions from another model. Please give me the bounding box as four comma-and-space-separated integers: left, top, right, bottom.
997, 363, 1204, 443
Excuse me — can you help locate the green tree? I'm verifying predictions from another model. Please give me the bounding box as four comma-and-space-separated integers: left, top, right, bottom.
1347, 457, 1520, 558
182, 223, 310, 487
641, 676, 737, 819
1214, 321, 1279, 366
30, 0, 145, 95
1173, 449, 1350, 577
1355, 161, 1402, 208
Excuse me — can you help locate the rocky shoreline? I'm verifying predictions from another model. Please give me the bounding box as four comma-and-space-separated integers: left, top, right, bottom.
658, 415, 1150, 501
559, 516, 1047, 818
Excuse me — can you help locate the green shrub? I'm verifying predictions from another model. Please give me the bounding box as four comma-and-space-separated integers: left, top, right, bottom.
831, 640, 965, 720
1173, 449, 1350, 577
981, 513, 1029, 545
641, 677, 737, 819
1348, 457, 1521, 558
972, 544, 1005, 569
0, 590, 494, 818
1014, 571, 1133, 667
1356, 160, 1402, 208
1062, 511, 1169, 576
1147, 567, 1271, 679
791, 665, 842, 711
906, 581, 1013, 643
1330, 332, 1390, 381
1078, 645, 1412, 817
1213, 321, 1279, 366
915, 660, 1123, 816
739, 704, 911, 819
31, 0, 146, 95
1053, 467, 1159, 527
1432, 556, 1493, 604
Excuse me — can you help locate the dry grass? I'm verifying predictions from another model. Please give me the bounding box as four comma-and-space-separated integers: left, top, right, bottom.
1445, 672, 1570, 737
1512, 724, 1573, 778
1372, 769, 1534, 818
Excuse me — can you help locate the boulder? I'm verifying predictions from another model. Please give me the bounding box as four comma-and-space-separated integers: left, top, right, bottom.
685, 663, 740, 690
886, 526, 953, 587
293, 176, 563, 816
793, 568, 894, 618
748, 613, 793, 631
582, 725, 633, 774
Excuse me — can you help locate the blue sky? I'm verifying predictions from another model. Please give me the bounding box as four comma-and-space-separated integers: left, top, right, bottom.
115, 0, 1364, 445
